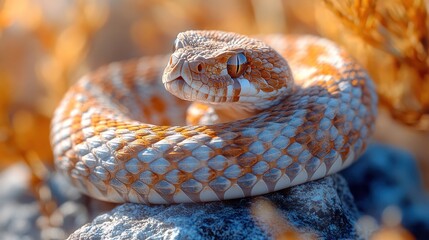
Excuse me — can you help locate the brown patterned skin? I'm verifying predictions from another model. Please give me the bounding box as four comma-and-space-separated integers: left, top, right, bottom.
50, 31, 377, 204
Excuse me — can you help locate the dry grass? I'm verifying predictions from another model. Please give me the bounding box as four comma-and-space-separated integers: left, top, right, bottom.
321, 0, 429, 128
0, 0, 108, 169
0, 0, 108, 236
251, 198, 316, 239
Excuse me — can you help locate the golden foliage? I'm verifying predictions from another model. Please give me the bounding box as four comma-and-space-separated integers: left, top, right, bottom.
0, 0, 108, 170
0, 1, 108, 233
320, 0, 429, 128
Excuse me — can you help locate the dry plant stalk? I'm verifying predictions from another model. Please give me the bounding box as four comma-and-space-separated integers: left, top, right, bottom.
371, 226, 415, 240
251, 198, 317, 239
0, 0, 108, 236
0, 0, 108, 165
322, 0, 429, 129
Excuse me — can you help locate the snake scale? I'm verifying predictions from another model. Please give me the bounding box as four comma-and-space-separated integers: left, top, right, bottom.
51, 30, 377, 204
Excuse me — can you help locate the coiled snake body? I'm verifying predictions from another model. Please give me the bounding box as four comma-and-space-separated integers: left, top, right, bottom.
51, 30, 377, 204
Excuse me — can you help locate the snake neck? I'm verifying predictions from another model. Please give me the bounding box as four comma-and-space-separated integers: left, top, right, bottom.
186, 102, 258, 125
186, 86, 297, 125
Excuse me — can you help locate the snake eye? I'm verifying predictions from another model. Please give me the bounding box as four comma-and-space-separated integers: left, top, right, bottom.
173, 39, 184, 52
227, 53, 248, 78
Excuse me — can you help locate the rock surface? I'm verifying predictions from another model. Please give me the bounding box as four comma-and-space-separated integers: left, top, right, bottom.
0, 164, 40, 240
68, 174, 361, 240
0, 163, 113, 240
342, 143, 429, 239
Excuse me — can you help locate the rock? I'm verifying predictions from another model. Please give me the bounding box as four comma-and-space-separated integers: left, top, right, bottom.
0, 164, 41, 240
48, 173, 118, 238
69, 174, 361, 240
0, 163, 115, 240
342, 143, 429, 239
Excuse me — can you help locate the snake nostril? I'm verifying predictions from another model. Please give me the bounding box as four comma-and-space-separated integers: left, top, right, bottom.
197, 63, 204, 73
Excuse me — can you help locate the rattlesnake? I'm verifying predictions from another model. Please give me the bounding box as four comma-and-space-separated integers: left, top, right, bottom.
51, 30, 377, 204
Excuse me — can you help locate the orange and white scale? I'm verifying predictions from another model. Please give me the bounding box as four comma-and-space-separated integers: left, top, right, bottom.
51, 31, 377, 204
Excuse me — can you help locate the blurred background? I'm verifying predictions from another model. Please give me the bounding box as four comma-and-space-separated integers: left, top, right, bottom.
0, 0, 428, 239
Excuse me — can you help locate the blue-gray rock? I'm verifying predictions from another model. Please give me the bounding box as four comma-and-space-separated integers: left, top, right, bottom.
68, 174, 361, 240
342, 143, 429, 240
0, 164, 40, 240
0, 164, 113, 240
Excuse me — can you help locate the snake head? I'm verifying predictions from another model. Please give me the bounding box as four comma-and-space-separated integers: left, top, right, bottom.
162, 30, 294, 111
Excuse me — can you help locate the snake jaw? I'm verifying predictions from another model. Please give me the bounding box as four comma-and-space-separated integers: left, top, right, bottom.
163, 51, 234, 103
163, 51, 263, 106
163, 76, 190, 100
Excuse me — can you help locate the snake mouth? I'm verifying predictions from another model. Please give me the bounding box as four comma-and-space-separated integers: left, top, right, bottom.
166, 77, 186, 94
162, 56, 268, 105
162, 54, 239, 104
165, 76, 233, 104
165, 76, 206, 102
